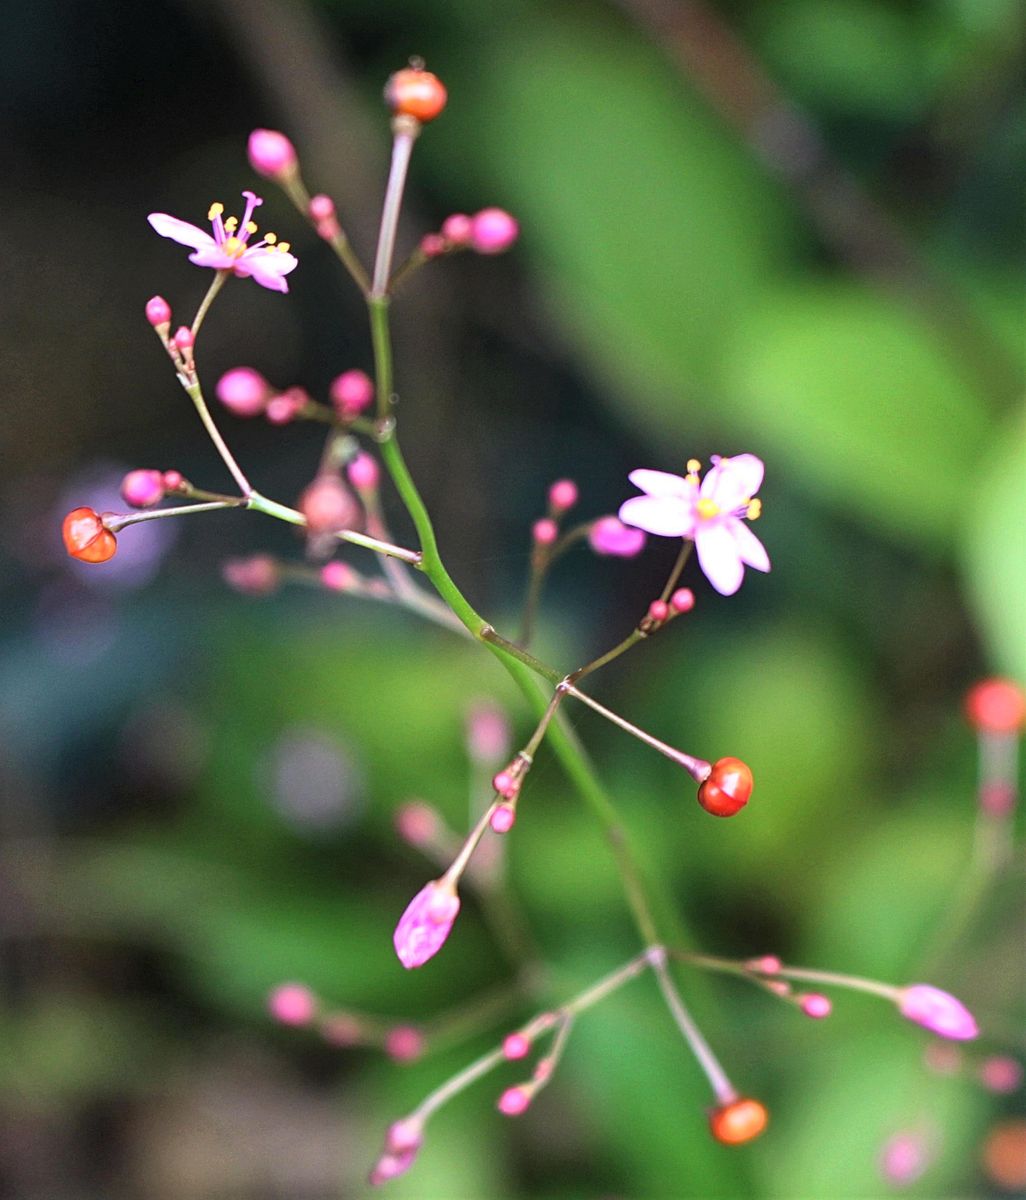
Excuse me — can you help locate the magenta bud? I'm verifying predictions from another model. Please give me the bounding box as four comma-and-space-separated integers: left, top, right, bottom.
548, 479, 578, 512
330, 369, 375, 417
369, 1146, 420, 1186
441, 213, 473, 245
588, 516, 646, 558
265, 392, 301, 424
247, 128, 298, 179
503, 1033, 531, 1061
879, 1131, 932, 1186
420, 233, 446, 258
162, 470, 185, 492
222, 554, 279, 596
320, 561, 355, 591
394, 801, 441, 847
120, 469, 165, 509
747, 956, 782, 974
497, 1085, 532, 1116
386, 1118, 424, 1155
492, 770, 518, 799
268, 982, 316, 1026
466, 700, 512, 765
216, 367, 271, 417
979, 1055, 1023, 1094
300, 475, 358, 534
532, 518, 558, 546
470, 208, 519, 255
490, 803, 516, 834
648, 600, 669, 623
145, 295, 171, 328
347, 452, 380, 492
670, 587, 695, 613
173, 326, 194, 350
898, 984, 978, 1041
393, 879, 460, 969
800, 993, 832, 1019
385, 1025, 426, 1062
309, 193, 336, 222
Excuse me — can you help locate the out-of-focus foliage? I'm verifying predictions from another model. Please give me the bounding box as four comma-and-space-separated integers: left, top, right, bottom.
1, 0, 1022, 1196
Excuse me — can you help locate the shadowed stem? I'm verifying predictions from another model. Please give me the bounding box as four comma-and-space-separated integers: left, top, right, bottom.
371, 121, 418, 300
281, 173, 370, 294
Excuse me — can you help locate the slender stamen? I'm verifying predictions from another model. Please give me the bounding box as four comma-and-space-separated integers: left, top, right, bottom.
239, 190, 263, 241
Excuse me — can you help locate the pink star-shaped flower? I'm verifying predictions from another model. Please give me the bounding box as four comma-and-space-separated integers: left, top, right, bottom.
618, 454, 770, 596
148, 190, 298, 293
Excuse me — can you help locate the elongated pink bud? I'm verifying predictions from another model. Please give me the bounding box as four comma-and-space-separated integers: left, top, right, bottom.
247, 129, 298, 180
898, 984, 978, 1040
393, 879, 460, 969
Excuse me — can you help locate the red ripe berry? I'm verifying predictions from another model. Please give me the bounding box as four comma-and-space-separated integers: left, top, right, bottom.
697, 757, 753, 817
385, 68, 447, 123
965, 679, 1026, 735
709, 1097, 768, 1145
62, 507, 117, 564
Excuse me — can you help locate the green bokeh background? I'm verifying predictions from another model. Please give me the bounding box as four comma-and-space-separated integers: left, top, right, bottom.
1, 0, 1023, 1196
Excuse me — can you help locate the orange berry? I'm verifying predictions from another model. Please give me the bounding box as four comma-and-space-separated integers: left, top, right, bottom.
965, 678, 1026, 735
385, 68, 447, 123
709, 1097, 768, 1145
697, 757, 753, 817
62, 507, 117, 564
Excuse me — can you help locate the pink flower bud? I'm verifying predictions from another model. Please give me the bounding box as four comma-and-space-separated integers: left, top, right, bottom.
320, 561, 356, 592
466, 700, 512, 765
548, 479, 578, 512
503, 1033, 531, 1060
394, 801, 441, 847
369, 1147, 420, 1186
747, 955, 782, 974
670, 587, 695, 613
309, 193, 335, 222
393, 879, 460, 969
470, 208, 519, 255
347, 452, 380, 492
879, 1130, 932, 1186
330, 369, 375, 417
162, 470, 184, 492
223, 555, 279, 596
386, 1118, 424, 1155
385, 1024, 426, 1062
216, 367, 271, 417
588, 516, 646, 558
300, 475, 358, 534
441, 213, 473, 245
532, 518, 558, 546
492, 770, 518, 800
247, 128, 298, 179
265, 390, 304, 424
268, 982, 316, 1026
898, 984, 978, 1041
120, 469, 165, 509
800, 993, 832, 1019
173, 326, 194, 350
420, 233, 446, 258
145, 295, 171, 328
648, 600, 669, 623
490, 803, 516, 834
497, 1085, 532, 1116
979, 1055, 1023, 1094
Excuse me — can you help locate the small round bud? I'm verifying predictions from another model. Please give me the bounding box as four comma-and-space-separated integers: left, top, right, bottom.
800, 993, 832, 1019
466, 700, 512, 765
670, 587, 695, 613
497, 1085, 532, 1116
420, 233, 446, 258
532, 518, 558, 546
588, 516, 646, 558
386, 1118, 424, 1155
441, 213, 473, 245
492, 770, 517, 800
268, 982, 316, 1026
120, 469, 165, 509
385, 1025, 425, 1062
162, 470, 185, 492
965, 678, 1026, 734
648, 600, 669, 623
309, 193, 335, 222
747, 955, 782, 975
490, 803, 516, 834
503, 1033, 531, 1061
216, 367, 271, 417
470, 208, 519, 255
320, 561, 355, 592
548, 479, 578, 513
300, 475, 358, 534
385, 67, 447, 123
173, 326, 194, 351
347, 452, 380, 492
979, 1055, 1023, 1094
265, 391, 303, 425
394, 801, 440, 847
330, 369, 375, 418
62, 507, 117, 564
697, 757, 753, 818
247, 128, 298, 180
222, 555, 279, 596
145, 295, 171, 328
708, 1097, 768, 1145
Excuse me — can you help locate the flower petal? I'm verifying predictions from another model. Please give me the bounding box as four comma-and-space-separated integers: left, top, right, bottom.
619, 494, 694, 538
241, 247, 298, 293
628, 468, 694, 499
148, 213, 216, 252
729, 520, 770, 572
188, 245, 235, 269
696, 522, 745, 595
702, 454, 765, 511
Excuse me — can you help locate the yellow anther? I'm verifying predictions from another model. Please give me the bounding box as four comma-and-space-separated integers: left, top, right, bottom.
746, 499, 762, 520
684, 473, 700, 487
245, 220, 258, 235
264, 232, 277, 244
276, 241, 291, 254
696, 498, 720, 520
223, 236, 245, 258
686, 458, 701, 474
208, 202, 224, 220
224, 216, 238, 232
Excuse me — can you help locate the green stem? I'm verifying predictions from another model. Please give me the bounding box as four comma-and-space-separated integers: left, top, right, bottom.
247, 491, 422, 563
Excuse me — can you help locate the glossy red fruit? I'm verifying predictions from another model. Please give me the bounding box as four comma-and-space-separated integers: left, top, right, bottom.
62, 507, 117, 563
385, 68, 447, 122
965, 679, 1026, 735
709, 1097, 768, 1145
697, 757, 753, 817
